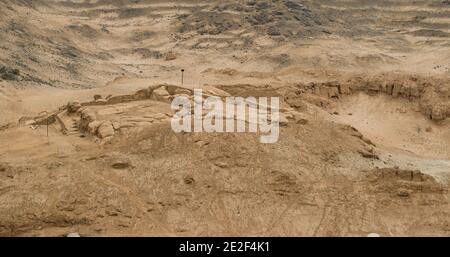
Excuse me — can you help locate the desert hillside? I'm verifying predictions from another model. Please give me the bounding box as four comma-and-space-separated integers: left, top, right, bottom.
0, 0, 450, 236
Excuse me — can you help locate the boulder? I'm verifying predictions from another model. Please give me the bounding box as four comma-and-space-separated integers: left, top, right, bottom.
87, 120, 103, 134
431, 104, 448, 121
97, 122, 115, 138
67, 101, 81, 113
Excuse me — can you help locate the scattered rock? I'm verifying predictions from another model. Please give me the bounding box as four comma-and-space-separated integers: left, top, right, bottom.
46, 161, 63, 170
293, 112, 309, 125
397, 190, 411, 198
215, 161, 229, 168
133, 48, 163, 59
165, 52, 177, 61
184, 176, 195, 185
95, 99, 108, 104
195, 140, 209, 147
358, 150, 379, 160
278, 115, 289, 127
111, 159, 131, 169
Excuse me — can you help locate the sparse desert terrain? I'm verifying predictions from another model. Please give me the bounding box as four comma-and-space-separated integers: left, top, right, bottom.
0, 0, 450, 236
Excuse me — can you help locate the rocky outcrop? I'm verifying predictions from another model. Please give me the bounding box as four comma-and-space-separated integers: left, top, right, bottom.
24, 76, 450, 145
79, 109, 97, 132
60, 84, 198, 142
292, 74, 450, 122
363, 168, 444, 196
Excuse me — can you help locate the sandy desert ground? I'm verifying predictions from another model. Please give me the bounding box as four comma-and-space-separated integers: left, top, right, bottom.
0, 0, 450, 236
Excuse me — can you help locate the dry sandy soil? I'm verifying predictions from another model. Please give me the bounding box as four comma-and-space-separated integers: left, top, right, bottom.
0, 0, 450, 236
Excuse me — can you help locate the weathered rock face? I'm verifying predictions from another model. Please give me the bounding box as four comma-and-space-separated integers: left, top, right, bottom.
212, 76, 448, 123
363, 168, 444, 195
177, 0, 327, 41
133, 88, 151, 100
79, 109, 97, 132
152, 87, 171, 102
